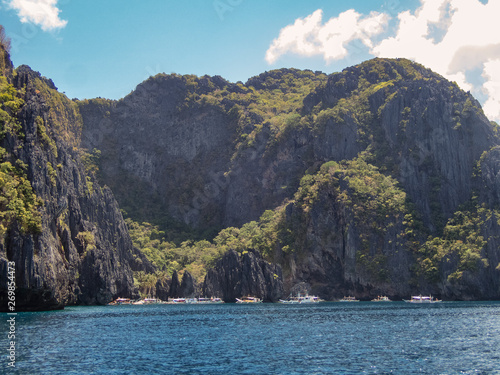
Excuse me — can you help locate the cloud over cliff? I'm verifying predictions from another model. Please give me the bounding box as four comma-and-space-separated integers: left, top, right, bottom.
266, 0, 500, 123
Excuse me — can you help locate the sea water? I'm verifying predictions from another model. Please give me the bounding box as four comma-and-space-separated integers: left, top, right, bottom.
2, 301, 500, 374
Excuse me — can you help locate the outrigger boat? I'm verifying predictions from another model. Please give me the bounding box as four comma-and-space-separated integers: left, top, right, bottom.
371, 295, 391, 302
107, 298, 132, 305
171, 298, 187, 303
235, 296, 262, 303
132, 298, 163, 305
279, 293, 321, 304
403, 295, 441, 303
185, 297, 224, 304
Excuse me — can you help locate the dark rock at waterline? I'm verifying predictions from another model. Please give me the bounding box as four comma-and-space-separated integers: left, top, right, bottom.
179, 271, 196, 298
0, 48, 152, 311
203, 249, 283, 302
169, 271, 180, 298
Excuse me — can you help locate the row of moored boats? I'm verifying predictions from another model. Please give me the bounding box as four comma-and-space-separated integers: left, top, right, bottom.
108, 294, 442, 305
108, 297, 224, 305
334, 295, 442, 303
279, 294, 442, 303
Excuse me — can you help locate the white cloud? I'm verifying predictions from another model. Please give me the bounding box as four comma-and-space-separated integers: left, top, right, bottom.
482, 59, 500, 123
372, 0, 500, 121
6, 0, 67, 31
266, 0, 500, 122
265, 9, 388, 64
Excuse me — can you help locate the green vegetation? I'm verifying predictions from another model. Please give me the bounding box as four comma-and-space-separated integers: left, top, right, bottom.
0, 26, 11, 77
36, 116, 58, 157
134, 271, 164, 298
127, 219, 223, 283
80, 148, 101, 176
46, 162, 57, 187
416, 202, 494, 283
126, 207, 287, 284
291, 155, 411, 281
32, 74, 83, 148
0, 69, 42, 242
0, 156, 42, 240
0, 77, 24, 139
192, 69, 328, 153
77, 231, 96, 254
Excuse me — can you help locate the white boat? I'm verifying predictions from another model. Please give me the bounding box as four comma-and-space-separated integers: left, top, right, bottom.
184, 297, 224, 304
371, 295, 391, 302
107, 297, 132, 305
280, 293, 321, 304
206, 297, 224, 304
235, 296, 262, 303
279, 299, 300, 304
403, 295, 441, 303
339, 296, 359, 302
171, 298, 187, 303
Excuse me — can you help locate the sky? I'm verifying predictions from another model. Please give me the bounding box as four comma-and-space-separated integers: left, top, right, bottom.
1, 0, 500, 123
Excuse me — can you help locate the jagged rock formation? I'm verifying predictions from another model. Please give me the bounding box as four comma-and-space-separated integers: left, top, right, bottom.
275, 59, 500, 300
2, 30, 500, 307
302, 60, 496, 232
179, 270, 196, 297
203, 249, 283, 302
0, 45, 153, 311
155, 277, 170, 301
80, 58, 500, 300
166, 270, 197, 298
169, 270, 180, 298
79, 75, 241, 232
79, 69, 328, 232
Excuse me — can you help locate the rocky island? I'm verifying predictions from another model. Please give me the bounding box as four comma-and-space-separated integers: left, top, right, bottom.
1, 30, 500, 310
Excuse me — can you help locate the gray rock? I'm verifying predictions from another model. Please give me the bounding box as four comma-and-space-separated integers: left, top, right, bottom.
203, 249, 283, 302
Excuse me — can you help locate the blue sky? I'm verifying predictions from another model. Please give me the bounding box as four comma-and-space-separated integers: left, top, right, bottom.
1, 0, 500, 122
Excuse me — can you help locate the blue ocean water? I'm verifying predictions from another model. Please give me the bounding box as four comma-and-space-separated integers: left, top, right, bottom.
2, 301, 500, 374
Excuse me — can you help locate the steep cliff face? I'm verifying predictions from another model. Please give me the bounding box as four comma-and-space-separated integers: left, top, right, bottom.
79, 74, 240, 232
79, 58, 500, 300
270, 59, 500, 300
79, 69, 328, 232
203, 249, 283, 302
5, 45, 499, 306
285, 59, 500, 299
302, 59, 497, 232
0, 47, 152, 311
278, 158, 415, 300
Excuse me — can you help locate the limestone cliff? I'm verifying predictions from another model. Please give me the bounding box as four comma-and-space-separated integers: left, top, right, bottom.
3, 36, 500, 307
277, 59, 500, 300
203, 249, 283, 302
0, 46, 152, 311
79, 58, 500, 300
79, 69, 328, 233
